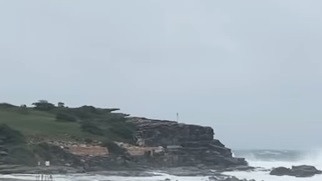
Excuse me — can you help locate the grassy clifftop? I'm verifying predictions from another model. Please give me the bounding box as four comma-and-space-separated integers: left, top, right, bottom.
0, 101, 135, 143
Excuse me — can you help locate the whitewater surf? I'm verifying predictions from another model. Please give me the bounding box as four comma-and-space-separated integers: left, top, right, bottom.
1, 149, 322, 181
225, 149, 322, 181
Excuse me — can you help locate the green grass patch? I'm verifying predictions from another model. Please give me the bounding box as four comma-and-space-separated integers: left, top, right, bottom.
0, 109, 84, 140
0, 104, 135, 143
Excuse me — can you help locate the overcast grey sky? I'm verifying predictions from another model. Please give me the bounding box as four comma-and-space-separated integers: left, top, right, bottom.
1, 0, 322, 149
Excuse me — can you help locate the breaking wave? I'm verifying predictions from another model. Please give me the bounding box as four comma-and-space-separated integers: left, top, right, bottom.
225, 149, 322, 181
2, 149, 322, 181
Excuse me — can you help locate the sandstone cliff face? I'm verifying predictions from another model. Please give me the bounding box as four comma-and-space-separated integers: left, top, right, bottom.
129, 117, 247, 167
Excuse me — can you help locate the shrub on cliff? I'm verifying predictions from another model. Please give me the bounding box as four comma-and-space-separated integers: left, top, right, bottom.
80, 121, 104, 135
0, 124, 25, 145
101, 141, 127, 155
4, 145, 35, 166
32, 100, 55, 111
0, 124, 36, 165
56, 112, 77, 122
32, 143, 81, 166
109, 125, 134, 140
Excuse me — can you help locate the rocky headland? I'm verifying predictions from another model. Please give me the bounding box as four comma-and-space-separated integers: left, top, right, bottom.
0, 117, 248, 175
0, 102, 254, 181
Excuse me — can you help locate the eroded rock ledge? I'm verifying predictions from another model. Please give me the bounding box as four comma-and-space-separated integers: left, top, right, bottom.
128, 117, 247, 168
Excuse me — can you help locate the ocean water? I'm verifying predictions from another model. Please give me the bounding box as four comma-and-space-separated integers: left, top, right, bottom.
225, 149, 322, 181
1, 149, 322, 181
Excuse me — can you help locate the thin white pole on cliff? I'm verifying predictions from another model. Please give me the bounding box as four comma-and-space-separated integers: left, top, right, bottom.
176, 113, 179, 122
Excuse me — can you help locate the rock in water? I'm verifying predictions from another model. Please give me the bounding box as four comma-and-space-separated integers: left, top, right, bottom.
129, 117, 247, 167
291, 165, 322, 177
270, 165, 322, 177
270, 166, 292, 176
209, 176, 256, 181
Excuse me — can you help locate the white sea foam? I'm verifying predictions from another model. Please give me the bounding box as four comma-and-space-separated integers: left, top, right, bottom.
0, 173, 210, 181
1, 149, 322, 181
225, 149, 322, 181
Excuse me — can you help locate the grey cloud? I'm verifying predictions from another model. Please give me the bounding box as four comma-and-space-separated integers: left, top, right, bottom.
1, 0, 322, 149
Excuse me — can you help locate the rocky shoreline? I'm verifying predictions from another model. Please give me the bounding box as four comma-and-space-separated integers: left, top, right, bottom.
0, 166, 256, 181
0, 165, 255, 175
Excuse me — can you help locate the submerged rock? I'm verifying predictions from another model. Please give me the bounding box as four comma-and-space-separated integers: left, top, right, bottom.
270, 165, 322, 177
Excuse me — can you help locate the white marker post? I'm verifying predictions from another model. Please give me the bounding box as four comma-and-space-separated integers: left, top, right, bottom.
45, 161, 50, 167
176, 113, 179, 122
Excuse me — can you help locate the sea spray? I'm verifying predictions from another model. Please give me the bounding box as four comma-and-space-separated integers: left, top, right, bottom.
225, 149, 322, 181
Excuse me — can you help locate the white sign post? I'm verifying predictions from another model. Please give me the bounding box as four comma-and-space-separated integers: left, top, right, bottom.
45, 161, 50, 167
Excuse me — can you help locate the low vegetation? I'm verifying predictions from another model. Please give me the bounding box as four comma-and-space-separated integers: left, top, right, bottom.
0, 101, 135, 143
0, 101, 137, 166
0, 124, 35, 165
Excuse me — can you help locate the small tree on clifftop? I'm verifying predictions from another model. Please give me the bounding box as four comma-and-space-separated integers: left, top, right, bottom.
57, 102, 65, 108
32, 100, 55, 111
